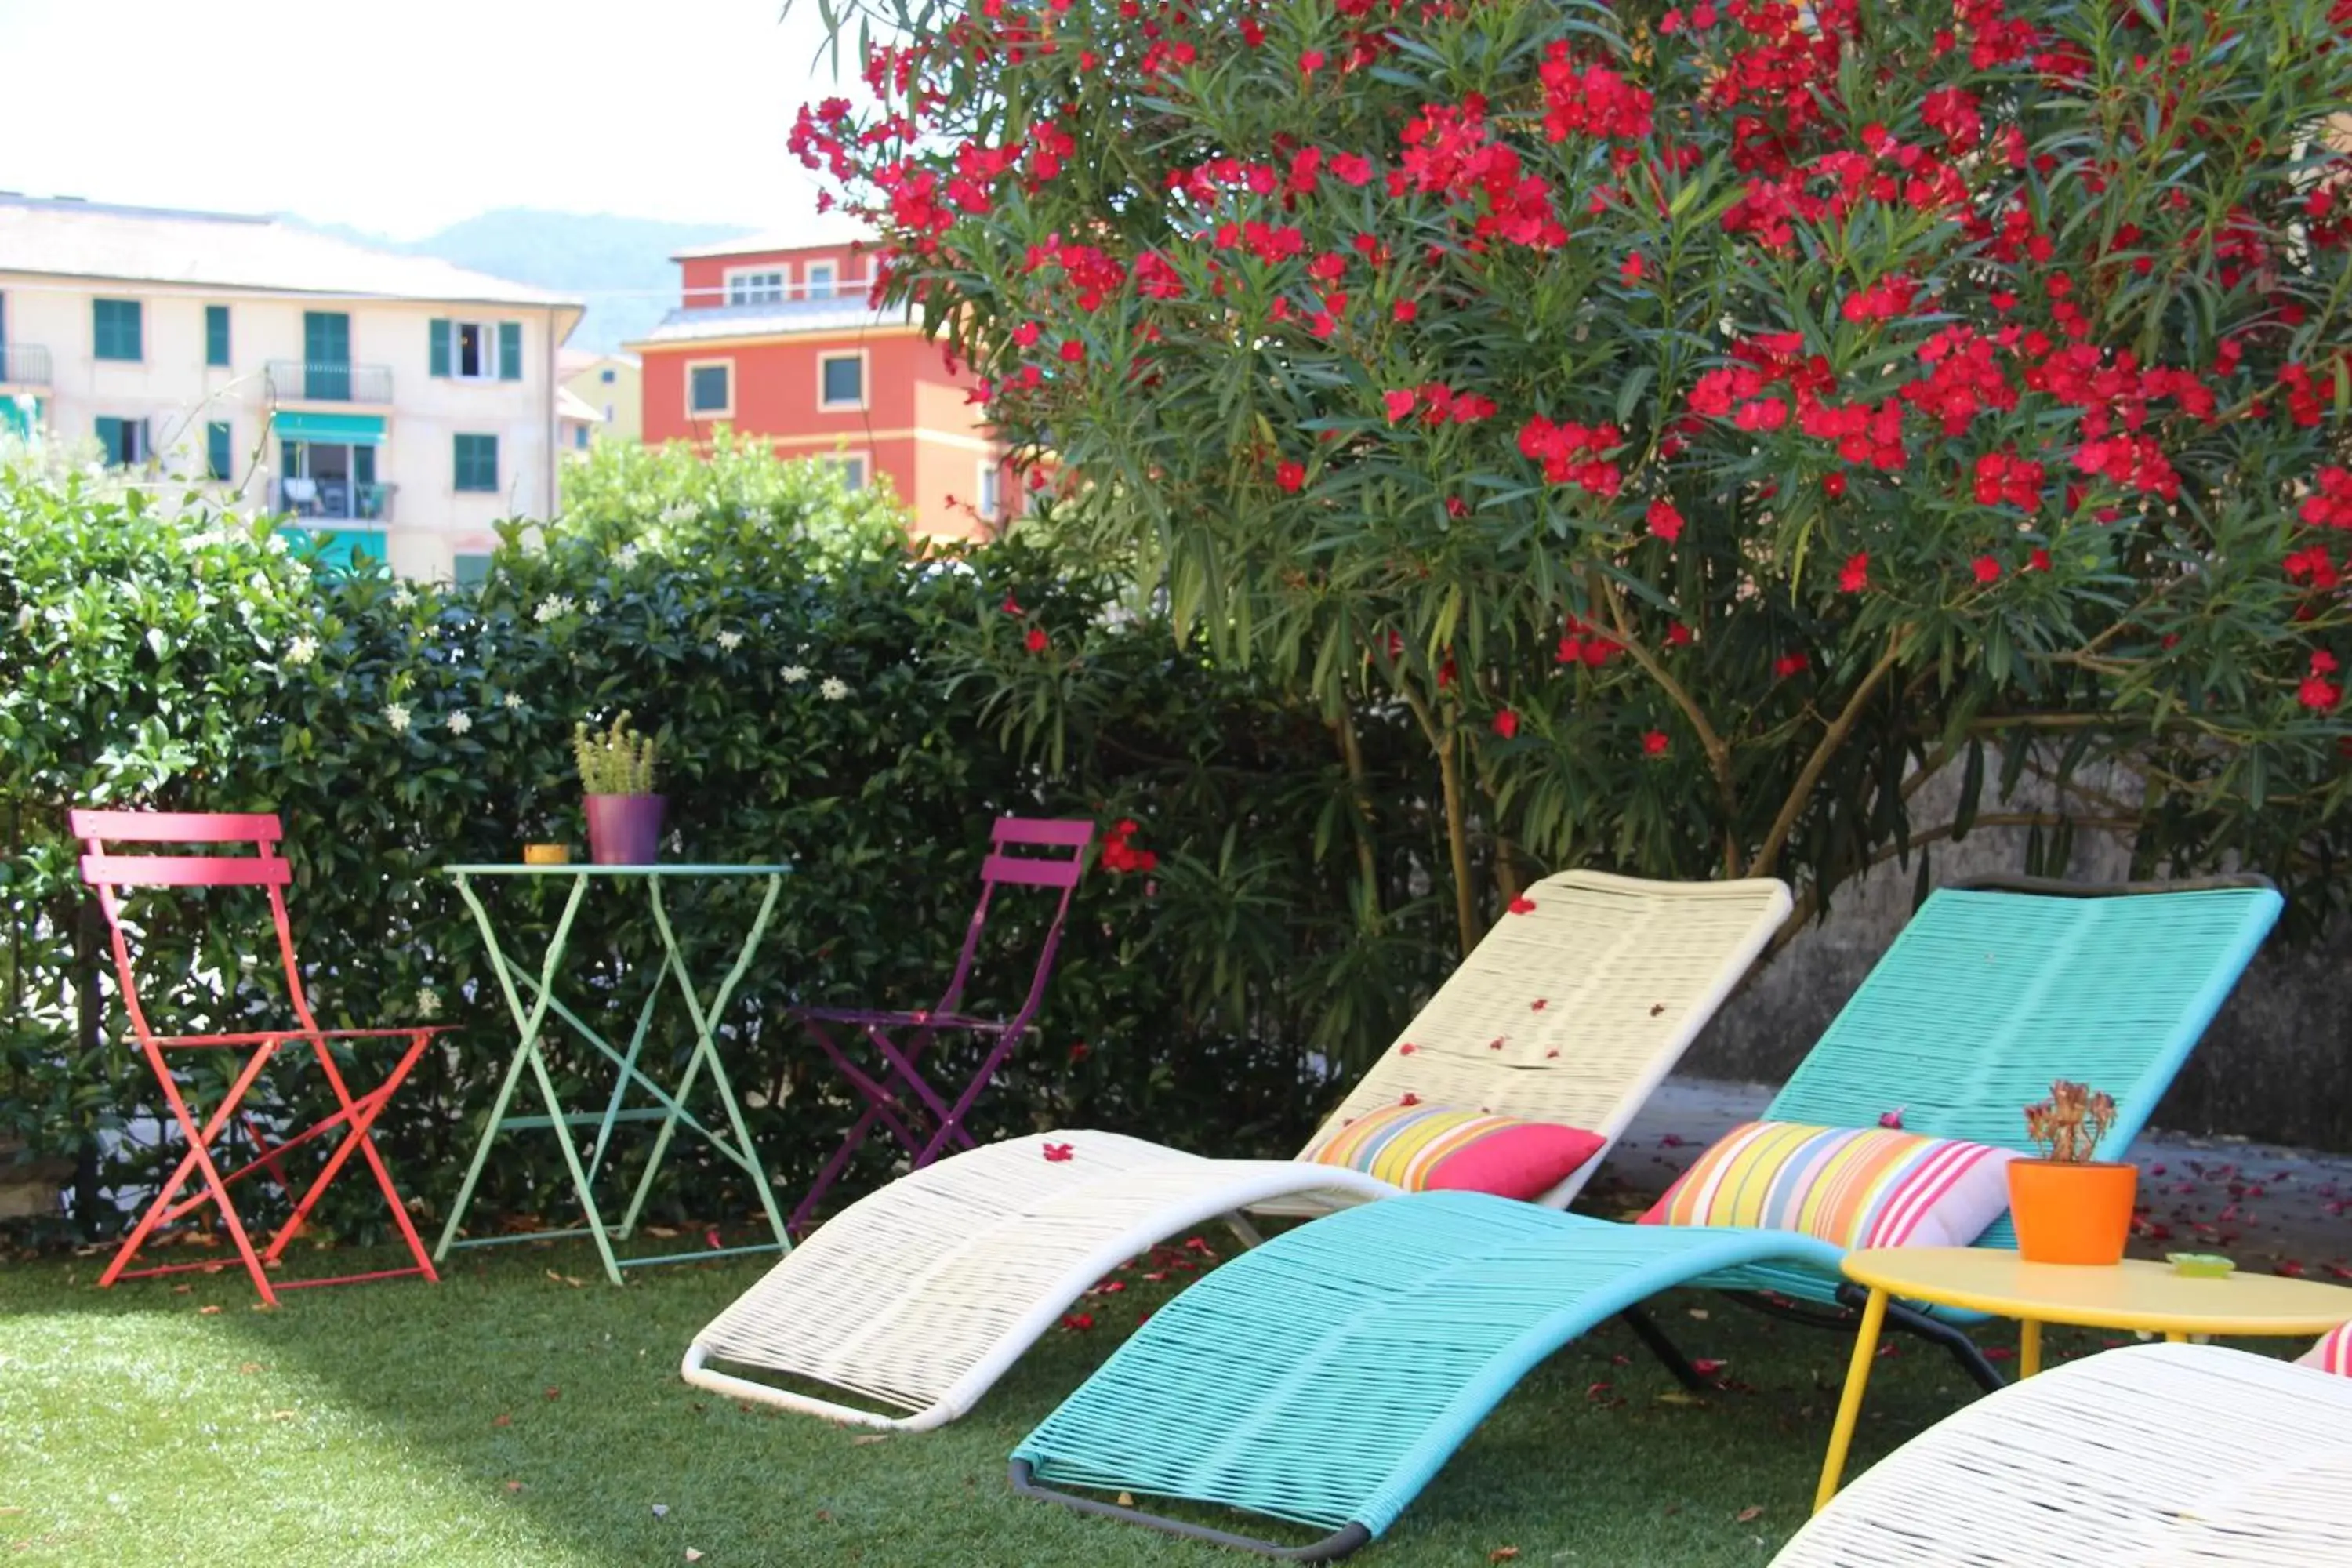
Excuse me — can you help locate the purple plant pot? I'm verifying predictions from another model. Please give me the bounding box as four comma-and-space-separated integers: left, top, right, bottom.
585, 794, 665, 866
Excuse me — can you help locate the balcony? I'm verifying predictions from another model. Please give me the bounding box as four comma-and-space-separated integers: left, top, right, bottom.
279, 478, 396, 524
266, 360, 393, 405
0, 343, 52, 386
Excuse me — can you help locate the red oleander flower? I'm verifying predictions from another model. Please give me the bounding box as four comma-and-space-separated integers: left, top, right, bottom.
1059, 1312, 1094, 1330
1642, 730, 1669, 756
1392, 299, 1418, 323
1025, 626, 1050, 653
1973, 555, 2002, 585
1507, 896, 1537, 915
1646, 499, 1685, 542
1299, 48, 1326, 76
1011, 321, 1041, 348
1002, 593, 1024, 615
1058, 339, 1086, 364
1773, 652, 1808, 680
1493, 709, 1519, 738
1276, 459, 1306, 492
1384, 388, 1417, 422
2027, 547, 2052, 572
1823, 472, 1848, 499
1838, 553, 1870, 593
1043, 1142, 1074, 1162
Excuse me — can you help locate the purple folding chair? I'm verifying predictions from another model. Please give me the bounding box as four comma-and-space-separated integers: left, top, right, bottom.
789, 817, 1095, 1233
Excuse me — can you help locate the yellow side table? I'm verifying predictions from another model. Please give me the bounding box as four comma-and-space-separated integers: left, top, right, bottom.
1815, 1247, 2352, 1512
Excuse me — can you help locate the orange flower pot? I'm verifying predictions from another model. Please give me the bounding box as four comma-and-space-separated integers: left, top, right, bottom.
2008, 1158, 2137, 1265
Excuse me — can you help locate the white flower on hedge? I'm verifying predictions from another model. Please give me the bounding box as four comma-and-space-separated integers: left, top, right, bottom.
502, 691, 524, 710
446, 710, 473, 735
391, 587, 417, 610
266, 533, 290, 555
283, 634, 319, 666
615, 543, 641, 569
414, 985, 441, 1018
13, 604, 34, 633
717, 630, 743, 652
819, 676, 850, 702
782, 663, 810, 684
533, 593, 575, 624
659, 503, 694, 527
384, 702, 412, 734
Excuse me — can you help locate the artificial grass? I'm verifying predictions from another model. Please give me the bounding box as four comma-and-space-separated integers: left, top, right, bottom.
0, 1236, 2258, 1567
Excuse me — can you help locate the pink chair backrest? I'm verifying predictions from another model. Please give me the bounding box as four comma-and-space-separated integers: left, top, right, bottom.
934, 817, 1096, 1022
70, 809, 318, 1047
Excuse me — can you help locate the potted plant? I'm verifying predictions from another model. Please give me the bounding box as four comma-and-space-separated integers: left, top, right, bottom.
2008, 1080, 2134, 1266
572, 711, 663, 866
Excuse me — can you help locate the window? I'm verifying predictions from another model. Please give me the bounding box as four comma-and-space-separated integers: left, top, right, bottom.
430, 319, 523, 380
726, 268, 786, 306
95, 416, 148, 466
688, 361, 733, 417
804, 262, 837, 299
206, 420, 234, 481
818, 351, 865, 410
93, 299, 143, 361
573, 424, 590, 450
453, 433, 499, 492
205, 306, 230, 368
600, 367, 616, 384
977, 461, 1002, 521
453, 553, 492, 587
822, 452, 868, 492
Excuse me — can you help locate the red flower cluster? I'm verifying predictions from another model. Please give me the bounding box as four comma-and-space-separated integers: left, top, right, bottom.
2301, 650, 2342, 713
2299, 468, 2352, 530
1973, 450, 2045, 511
1398, 98, 1567, 249
1646, 499, 1686, 541
1387, 383, 1497, 426
1518, 416, 1624, 495
1555, 615, 1621, 668
1537, 44, 1653, 142
1100, 818, 1158, 874
1275, 459, 1306, 492
1492, 709, 1520, 739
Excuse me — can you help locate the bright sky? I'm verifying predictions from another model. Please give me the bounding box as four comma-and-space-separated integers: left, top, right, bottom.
0, 0, 853, 239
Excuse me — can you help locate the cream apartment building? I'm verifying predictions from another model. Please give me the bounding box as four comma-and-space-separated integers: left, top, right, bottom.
0, 195, 583, 582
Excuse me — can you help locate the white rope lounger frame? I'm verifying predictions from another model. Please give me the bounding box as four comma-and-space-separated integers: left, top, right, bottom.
1772, 1342, 2352, 1568
683, 870, 1792, 1430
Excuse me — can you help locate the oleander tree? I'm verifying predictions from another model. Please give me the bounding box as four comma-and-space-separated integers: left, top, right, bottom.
789, 0, 2352, 952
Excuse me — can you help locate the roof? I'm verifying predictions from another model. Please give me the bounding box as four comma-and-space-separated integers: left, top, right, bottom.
629, 298, 904, 348
0, 197, 586, 315
557, 387, 604, 424
670, 212, 877, 260
559, 347, 641, 375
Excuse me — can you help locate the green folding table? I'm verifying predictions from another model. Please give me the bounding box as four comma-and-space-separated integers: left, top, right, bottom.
434, 863, 791, 1285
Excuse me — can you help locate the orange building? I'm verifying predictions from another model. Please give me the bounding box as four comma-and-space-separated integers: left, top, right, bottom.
631, 225, 1014, 539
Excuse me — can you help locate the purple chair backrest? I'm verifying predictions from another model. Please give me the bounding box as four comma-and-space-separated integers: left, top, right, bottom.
934, 818, 1096, 1026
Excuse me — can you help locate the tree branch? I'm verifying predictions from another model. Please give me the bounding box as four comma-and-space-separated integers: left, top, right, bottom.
1752, 629, 1908, 880
1595, 574, 1744, 876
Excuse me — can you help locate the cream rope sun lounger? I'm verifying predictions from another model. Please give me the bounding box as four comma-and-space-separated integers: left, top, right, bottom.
681, 871, 1791, 1428
1772, 1341, 2352, 1566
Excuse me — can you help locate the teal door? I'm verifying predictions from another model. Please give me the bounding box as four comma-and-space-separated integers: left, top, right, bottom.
303, 312, 351, 401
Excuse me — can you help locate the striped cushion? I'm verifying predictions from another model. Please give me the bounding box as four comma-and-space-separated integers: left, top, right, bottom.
1306, 1102, 1605, 1202
2299, 1323, 2352, 1377
1639, 1120, 2018, 1249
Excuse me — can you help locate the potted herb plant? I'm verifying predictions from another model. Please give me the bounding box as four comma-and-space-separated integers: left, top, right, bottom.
572, 711, 663, 866
2008, 1080, 2134, 1265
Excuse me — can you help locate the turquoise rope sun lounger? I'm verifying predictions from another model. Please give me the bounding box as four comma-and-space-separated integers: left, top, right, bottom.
1010, 878, 2283, 1559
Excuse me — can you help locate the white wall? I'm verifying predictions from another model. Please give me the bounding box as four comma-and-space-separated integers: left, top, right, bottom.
0, 273, 564, 580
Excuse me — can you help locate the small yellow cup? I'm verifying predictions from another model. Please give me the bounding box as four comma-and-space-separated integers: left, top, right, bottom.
522, 843, 572, 866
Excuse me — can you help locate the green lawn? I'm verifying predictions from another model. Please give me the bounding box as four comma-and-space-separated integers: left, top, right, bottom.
0, 1236, 2250, 1567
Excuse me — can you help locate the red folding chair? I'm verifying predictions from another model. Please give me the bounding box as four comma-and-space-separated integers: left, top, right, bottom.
789, 817, 1095, 1232
73, 810, 443, 1306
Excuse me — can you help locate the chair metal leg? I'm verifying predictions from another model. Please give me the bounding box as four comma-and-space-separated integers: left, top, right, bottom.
1718, 1287, 2005, 1395
1010, 1461, 1373, 1562
1618, 1305, 1711, 1392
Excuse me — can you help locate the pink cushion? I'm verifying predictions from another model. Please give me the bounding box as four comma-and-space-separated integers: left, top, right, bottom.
2299, 1322, 2352, 1377
1638, 1120, 2017, 1249
1307, 1101, 1606, 1201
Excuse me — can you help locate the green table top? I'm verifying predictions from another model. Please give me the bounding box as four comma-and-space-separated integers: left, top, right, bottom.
443, 863, 792, 877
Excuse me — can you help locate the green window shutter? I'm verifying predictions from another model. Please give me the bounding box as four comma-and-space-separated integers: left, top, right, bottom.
453, 552, 492, 588
205, 306, 230, 368
429, 319, 452, 377
206, 420, 233, 481
454, 433, 499, 492
498, 321, 523, 381
95, 416, 122, 463
93, 299, 143, 361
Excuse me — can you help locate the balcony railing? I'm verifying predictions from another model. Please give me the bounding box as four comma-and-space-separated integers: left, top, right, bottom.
266, 360, 393, 405
0, 343, 52, 386
278, 479, 395, 524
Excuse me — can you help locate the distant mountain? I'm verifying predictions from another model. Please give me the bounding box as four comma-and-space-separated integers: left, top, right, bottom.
292, 209, 751, 355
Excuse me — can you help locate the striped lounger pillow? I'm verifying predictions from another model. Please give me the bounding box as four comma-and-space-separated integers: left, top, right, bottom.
1639, 1120, 2019, 1249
